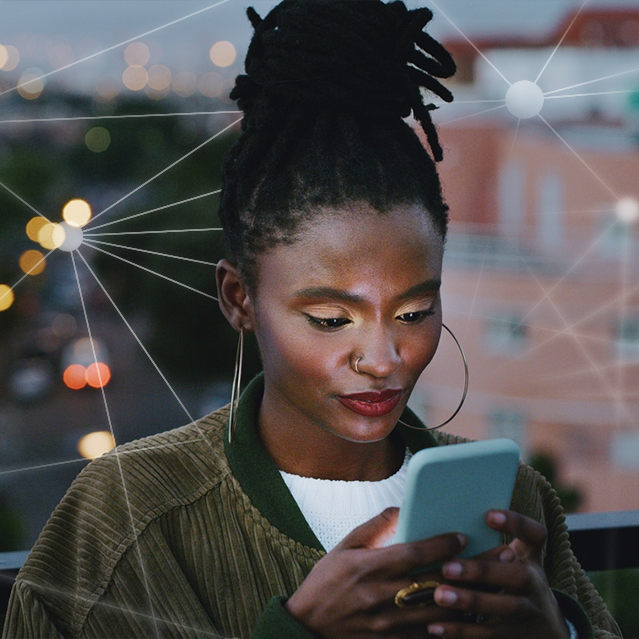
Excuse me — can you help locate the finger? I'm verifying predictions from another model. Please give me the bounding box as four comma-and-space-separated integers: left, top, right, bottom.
427, 620, 496, 638
441, 557, 532, 591
473, 544, 515, 563
336, 507, 400, 550
388, 532, 468, 576
434, 583, 531, 617
486, 510, 547, 558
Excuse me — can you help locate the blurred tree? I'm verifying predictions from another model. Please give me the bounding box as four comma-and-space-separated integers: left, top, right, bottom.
528, 452, 583, 513
590, 569, 639, 639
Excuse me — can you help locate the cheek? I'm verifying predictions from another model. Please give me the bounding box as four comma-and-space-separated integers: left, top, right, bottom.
256, 318, 344, 384
406, 319, 443, 376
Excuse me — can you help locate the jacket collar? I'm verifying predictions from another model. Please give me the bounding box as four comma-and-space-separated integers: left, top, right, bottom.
224, 373, 439, 552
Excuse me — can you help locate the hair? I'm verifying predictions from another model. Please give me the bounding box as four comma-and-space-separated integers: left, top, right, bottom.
218, 0, 456, 289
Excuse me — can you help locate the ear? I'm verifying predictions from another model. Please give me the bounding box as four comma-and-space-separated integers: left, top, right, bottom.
216, 259, 256, 333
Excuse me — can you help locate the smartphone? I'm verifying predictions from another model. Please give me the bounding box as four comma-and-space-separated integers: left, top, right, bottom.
394, 438, 520, 567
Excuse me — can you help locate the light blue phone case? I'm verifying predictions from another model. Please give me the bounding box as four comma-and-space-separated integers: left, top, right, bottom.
394, 438, 520, 563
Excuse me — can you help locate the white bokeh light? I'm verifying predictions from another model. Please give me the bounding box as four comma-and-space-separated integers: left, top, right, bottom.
616, 197, 639, 224
52, 222, 84, 251
505, 80, 545, 119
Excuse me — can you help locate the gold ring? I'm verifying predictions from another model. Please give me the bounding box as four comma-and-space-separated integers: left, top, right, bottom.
394, 580, 441, 608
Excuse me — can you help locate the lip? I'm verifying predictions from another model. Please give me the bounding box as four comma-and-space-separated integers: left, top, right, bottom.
337, 389, 403, 417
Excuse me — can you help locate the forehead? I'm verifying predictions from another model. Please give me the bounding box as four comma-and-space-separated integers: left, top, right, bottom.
254, 204, 444, 297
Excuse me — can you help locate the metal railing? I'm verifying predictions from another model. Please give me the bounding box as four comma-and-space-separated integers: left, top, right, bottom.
1, 511, 638, 615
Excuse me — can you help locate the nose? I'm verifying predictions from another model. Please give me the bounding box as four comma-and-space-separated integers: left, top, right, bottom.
354, 326, 401, 378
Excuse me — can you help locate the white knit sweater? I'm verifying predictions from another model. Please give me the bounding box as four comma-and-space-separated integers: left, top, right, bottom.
280, 449, 412, 551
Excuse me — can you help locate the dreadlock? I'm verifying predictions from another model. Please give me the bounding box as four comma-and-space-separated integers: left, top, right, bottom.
218, 0, 456, 288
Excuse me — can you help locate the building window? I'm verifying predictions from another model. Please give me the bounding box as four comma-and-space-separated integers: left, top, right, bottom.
614, 316, 639, 361
536, 171, 564, 250
498, 161, 525, 240
484, 313, 528, 354
599, 219, 635, 260
489, 407, 527, 448
611, 430, 639, 471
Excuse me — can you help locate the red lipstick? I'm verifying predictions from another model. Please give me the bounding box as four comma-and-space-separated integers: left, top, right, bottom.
338, 389, 402, 417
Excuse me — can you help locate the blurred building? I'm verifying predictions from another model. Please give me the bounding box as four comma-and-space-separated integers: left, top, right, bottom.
412, 6, 639, 514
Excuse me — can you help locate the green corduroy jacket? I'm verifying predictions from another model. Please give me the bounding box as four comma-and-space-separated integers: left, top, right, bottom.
3, 375, 622, 638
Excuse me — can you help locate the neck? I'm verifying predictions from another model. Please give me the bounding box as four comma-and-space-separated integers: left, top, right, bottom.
257, 382, 405, 481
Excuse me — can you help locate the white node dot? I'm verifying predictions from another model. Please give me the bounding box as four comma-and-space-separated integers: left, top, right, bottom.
505, 80, 544, 119
52, 222, 84, 252
616, 197, 639, 224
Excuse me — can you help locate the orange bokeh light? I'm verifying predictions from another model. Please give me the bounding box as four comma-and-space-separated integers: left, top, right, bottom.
63, 364, 87, 390
86, 362, 111, 388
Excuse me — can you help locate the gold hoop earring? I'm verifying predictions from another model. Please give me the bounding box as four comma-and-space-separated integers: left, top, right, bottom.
399, 323, 469, 432
228, 327, 244, 444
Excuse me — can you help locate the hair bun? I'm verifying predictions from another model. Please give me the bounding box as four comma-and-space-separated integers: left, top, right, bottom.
232, 0, 455, 160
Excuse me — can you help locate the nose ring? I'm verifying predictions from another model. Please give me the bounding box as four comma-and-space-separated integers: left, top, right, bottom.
354, 357, 362, 374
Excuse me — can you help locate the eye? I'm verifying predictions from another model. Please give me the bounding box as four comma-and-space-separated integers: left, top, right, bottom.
305, 314, 351, 330
397, 309, 435, 323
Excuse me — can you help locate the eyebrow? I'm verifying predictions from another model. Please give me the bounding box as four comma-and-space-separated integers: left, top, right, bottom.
292, 279, 441, 304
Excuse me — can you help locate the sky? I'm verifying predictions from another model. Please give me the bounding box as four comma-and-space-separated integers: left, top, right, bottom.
2, 0, 639, 90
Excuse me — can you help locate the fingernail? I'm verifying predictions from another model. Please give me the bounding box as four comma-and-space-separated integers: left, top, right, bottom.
499, 548, 515, 562
443, 561, 463, 578
488, 511, 507, 525
436, 588, 458, 605
456, 533, 468, 546
428, 624, 445, 636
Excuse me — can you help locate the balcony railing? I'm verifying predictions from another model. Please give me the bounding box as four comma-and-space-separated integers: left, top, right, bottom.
2, 511, 638, 618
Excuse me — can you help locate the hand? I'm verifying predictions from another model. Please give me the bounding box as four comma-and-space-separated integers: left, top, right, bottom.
426, 510, 570, 638
285, 507, 468, 639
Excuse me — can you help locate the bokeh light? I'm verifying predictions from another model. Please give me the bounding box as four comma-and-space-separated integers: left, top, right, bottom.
85, 127, 111, 153
26, 216, 49, 243
96, 74, 120, 101
86, 362, 111, 389
63, 364, 87, 390
122, 65, 148, 91
52, 313, 77, 339
17, 69, 45, 100
505, 80, 544, 119
0, 44, 19, 71
616, 197, 639, 224
124, 41, 150, 67
48, 43, 74, 70
19, 250, 46, 275
172, 70, 197, 97
0, 284, 15, 312
147, 64, 171, 91
52, 222, 84, 251
209, 41, 236, 67
63, 199, 92, 227
37, 222, 59, 250
78, 431, 115, 460
198, 71, 224, 98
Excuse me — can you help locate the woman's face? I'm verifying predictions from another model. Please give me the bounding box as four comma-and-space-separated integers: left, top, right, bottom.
247, 203, 444, 445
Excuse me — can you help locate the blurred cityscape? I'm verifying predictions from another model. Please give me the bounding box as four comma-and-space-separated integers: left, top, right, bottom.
0, 1, 638, 556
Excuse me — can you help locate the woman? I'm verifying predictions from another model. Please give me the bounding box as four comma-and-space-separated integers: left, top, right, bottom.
3, 1, 621, 638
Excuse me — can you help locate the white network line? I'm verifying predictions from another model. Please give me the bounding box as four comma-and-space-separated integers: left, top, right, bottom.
70, 251, 160, 635
86, 191, 221, 232
0, 179, 52, 222
82, 242, 218, 300
83, 238, 219, 266
84, 228, 222, 237
0, 111, 241, 125
76, 250, 220, 459
0, 0, 232, 98
537, 114, 619, 201
534, 0, 589, 84
90, 118, 241, 224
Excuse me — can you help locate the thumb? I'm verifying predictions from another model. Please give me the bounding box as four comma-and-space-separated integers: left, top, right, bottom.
336, 507, 399, 551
